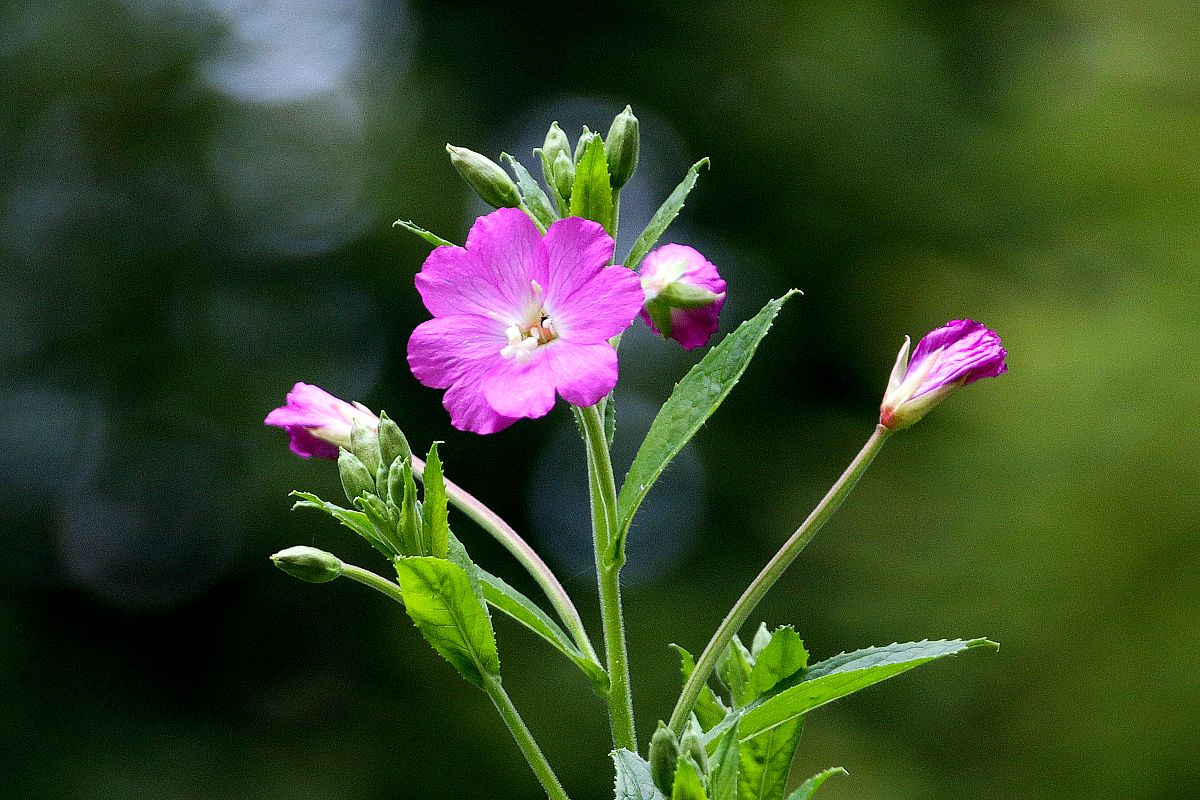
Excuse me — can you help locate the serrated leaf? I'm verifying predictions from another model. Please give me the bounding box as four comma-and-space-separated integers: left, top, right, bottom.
718, 637, 754, 708
479, 567, 608, 691
289, 491, 396, 558
615, 292, 799, 561
613, 749, 667, 800
501, 152, 556, 231
625, 158, 709, 271
422, 443, 449, 559
708, 721, 740, 800
785, 767, 847, 800
392, 219, 454, 248
670, 644, 729, 731
672, 757, 709, 800
394, 556, 499, 687
737, 718, 803, 800
570, 135, 614, 232
721, 639, 996, 746
744, 627, 808, 702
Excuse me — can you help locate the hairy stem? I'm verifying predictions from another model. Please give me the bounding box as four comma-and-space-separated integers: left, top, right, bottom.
667, 424, 892, 735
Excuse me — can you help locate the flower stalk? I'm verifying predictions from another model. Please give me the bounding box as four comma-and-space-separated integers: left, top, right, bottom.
578, 404, 638, 752
481, 675, 572, 800
666, 424, 892, 736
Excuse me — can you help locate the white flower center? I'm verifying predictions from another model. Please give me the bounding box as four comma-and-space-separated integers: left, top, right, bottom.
500, 315, 557, 364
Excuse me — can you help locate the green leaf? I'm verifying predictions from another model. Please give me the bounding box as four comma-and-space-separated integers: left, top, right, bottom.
478, 567, 608, 691
708, 721, 740, 800
672, 757, 709, 800
570, 135, 615, 233
750, 624, 771, 659
290, 491, 396, 559
744, 627, 808, 702
422, 443, 450, 559
784, 767, 847, 800
733, 639, 997, 746
717, 637, 754, 708
613, 749, 668, 800
604, 391, 616, 447
392, 219, 454, 249
670, 644, 729, 731
625, 158, 710, 271
393, 556, 500, 687
398, 458, 423, 555
737, 718, 803, 800
615, 292, 799, 561
501, 152, 556, 231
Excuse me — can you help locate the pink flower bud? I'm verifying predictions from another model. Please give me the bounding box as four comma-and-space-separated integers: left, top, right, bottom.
880, 319, 1007, 430
639, 244, 726, 350
264, 383, 379, 459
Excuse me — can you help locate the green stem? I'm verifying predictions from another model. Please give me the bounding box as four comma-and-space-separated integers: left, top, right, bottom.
340, 563, 408, 606
482, 676, 571, 800
578, 404, 638, 751
666, 424, 892, 736
411, 456, 599, 667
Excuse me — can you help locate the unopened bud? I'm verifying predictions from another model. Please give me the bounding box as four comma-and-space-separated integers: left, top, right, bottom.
649, 722, 681, 795
377, 411, 411, 466
574, 127, 595, 164
271, 546, 343, 583
552, 151, 574, 200
446, 144, 522, 209
338, 449, 375, 503
542, 122, 571, 167
639, 244, 727, 351
605, 105, 640, 189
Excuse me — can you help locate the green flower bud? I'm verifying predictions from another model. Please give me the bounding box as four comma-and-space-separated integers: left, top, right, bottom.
649, 721, 681, 795
552, 151, 575, 201
605, 105, 640, 189
542, 122, 571, 167
350, 418, 381, 474
446, 144, 522, 209
574, 127, 595, 164
377, 410, 411, 466
679, 726, 709, 777
271, 546, 344, 583
338, 449, 375, 504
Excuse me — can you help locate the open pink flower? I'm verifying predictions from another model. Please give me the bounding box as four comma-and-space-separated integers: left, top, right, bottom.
407, 208, 645, 434
880, 319, 1007, 430
639, 244, 726, 350
265, 382, 379, 458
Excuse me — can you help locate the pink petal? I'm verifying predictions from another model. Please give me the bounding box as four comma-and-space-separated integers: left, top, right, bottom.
542, 217, 615, 301
543, 341, 619, 407
462, 207, 547, 314
549, 263, 645, 342
481, 355, 558, 420
407, 314, 506, 389
443, 379, 519, 435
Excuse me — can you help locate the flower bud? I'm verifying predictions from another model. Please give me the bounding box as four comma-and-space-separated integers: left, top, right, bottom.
338, 449, 376, 503
679, 725, 708, 776
377, 410, 412, 466
265, 383, 379, 460
271, 546, 343, 583
605, 105, 640, 189
649, 721, 681, 795
542, 122, 571, 168
880, 319, 1008, 430
639, 244, 727, 350
446, 144, 522, 209
574, 127, 595, 164
552, 151, 575, 201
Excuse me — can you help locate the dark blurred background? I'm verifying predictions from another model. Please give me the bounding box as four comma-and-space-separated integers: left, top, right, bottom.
2, 0, 1197, 798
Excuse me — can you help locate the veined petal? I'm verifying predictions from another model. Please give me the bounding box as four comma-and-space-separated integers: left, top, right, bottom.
542, 216, 615, 302
443, 379, 519, 435
463, 207, 547, 314
550, 263, 645, 342
481, 355, 558, 420
407, 314, 506, 389
544, 341, 619, 407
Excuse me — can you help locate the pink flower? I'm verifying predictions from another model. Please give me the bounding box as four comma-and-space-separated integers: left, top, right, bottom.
880, 319, 1008, 430
264, 382, 379, 459
407, 208, 645, 434
638, 244, 726, 350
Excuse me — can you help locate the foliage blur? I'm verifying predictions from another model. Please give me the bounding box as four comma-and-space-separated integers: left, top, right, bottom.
2, 1, 1197, 798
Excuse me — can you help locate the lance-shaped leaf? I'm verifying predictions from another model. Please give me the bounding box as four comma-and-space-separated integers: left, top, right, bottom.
615, 291, 799, 562
501, 152, 556, 231
479, 568, 608, 691
570, 135, 615, 233
394, 556, 500, 687
625, 158, 709, 271
737, 717, 803, 800
290, 491, 395, 558
422, 443, 450, 559
613, 749, 667, 800
784, 767, 847, 800
392, 219, 454, 248
707, 721, 740, 800
711, 639, 997, 747
670, 644, 728, 731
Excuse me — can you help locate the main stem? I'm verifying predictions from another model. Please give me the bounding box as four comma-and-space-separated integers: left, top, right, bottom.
482, 676, 571, 800
579, 404, 638, 752
667, 424, 892, 735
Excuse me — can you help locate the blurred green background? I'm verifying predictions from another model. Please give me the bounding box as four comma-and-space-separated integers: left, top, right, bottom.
2, 0, 1197, 798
